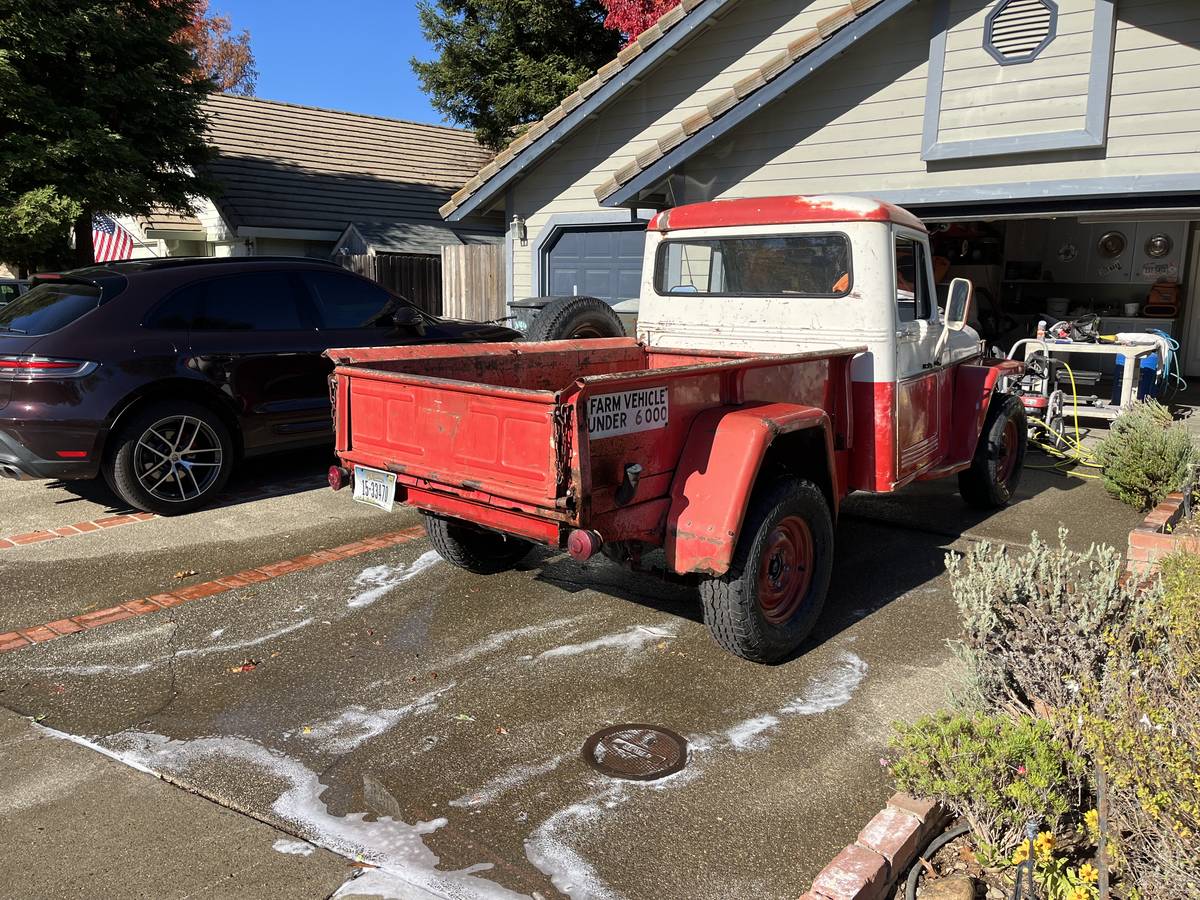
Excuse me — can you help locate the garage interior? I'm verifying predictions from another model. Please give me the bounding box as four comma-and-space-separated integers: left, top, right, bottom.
920, 209, 1198, 408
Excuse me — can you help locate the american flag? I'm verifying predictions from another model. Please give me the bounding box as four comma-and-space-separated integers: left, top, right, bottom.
92, 214, 135, 262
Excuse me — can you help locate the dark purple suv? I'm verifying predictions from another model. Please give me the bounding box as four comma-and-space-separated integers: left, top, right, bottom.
0, 257, 517, 514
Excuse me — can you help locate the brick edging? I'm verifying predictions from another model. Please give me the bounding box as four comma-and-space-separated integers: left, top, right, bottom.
1126, 491, 1199, 577
799, 793, 948, 900
0, 525, 425, 653
0, 474, 328, 551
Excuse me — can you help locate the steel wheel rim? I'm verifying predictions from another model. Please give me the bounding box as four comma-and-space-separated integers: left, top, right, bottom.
570, 324, 607, 339
757, 515, 814, 625
133, 415, 223, 503
996, 419, 1019, 485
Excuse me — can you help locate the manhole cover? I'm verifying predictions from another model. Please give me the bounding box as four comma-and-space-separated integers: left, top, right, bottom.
582, 724, 688, 781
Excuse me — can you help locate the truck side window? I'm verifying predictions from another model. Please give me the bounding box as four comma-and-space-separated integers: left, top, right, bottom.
895, 237, 931, 323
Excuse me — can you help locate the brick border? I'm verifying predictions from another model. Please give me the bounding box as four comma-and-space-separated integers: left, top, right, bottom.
0, 525, 424, 653
799, 793, 948, 900
0, 475, 327, 551
1126, 491, 1199, 578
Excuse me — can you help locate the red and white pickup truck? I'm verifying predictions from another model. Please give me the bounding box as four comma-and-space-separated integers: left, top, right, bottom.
327, 195, 1025, 662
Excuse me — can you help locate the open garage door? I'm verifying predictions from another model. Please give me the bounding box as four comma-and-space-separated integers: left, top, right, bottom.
544, 225, 645, 301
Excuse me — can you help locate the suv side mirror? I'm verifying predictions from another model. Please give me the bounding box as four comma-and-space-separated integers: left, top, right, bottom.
944, 277, 973, 331
392, 305, 426, 336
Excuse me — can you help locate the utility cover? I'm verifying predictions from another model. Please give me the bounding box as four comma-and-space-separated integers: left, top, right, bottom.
582, 725, 688, 781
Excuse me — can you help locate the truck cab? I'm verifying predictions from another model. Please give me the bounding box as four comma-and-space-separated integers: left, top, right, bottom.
638, 195, 1003, 494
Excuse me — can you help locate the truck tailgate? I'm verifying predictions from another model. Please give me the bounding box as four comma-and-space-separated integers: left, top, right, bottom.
343, 370, 563, 510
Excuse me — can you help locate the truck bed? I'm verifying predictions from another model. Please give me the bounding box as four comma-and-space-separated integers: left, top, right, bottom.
329, 338, 860, 544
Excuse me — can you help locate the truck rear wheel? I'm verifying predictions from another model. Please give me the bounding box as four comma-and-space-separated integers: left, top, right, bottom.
422, 513, 533, 574
958, 393, 1027, 509
523, 295, 625, 342
699, 478, 834, 663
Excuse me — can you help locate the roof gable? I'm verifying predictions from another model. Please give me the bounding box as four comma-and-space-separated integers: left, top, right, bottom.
440, 0, 744, 222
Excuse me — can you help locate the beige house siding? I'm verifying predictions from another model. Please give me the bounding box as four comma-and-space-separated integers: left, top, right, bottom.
509, 0, 851, 298
506, 0, 1200, 299
687, 0, 1200, 200
935, 0, 1096, 143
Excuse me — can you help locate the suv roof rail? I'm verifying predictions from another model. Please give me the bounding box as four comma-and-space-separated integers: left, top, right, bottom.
92, 256, 343, 274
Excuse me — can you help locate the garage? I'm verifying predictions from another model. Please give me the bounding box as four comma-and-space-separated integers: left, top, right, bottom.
543, 224, 645, 301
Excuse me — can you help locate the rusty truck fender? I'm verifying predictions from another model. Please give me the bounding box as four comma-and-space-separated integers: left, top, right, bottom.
946, 359, 1025, 464
664, 402, 838, 577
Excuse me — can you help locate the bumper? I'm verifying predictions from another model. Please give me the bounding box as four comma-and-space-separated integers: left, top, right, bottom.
0, 427, 102, 481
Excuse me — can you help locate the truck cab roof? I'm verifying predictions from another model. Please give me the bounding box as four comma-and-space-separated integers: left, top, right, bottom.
648, 194, 927, 234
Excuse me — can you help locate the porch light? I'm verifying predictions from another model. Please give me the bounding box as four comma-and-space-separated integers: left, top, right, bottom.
511, 214, 527, 246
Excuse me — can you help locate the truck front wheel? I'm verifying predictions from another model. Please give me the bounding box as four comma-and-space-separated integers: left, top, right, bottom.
699, 478, 834, 663
958, 393, 1027, 509
422, 513, 533, 575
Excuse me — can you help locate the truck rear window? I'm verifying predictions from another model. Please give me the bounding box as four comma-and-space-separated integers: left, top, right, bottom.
0, 283, 102, 335
655, 234, 852, 297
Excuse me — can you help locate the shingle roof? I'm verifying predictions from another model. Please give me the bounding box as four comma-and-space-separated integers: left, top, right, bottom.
202, 94, 494, 234
138, 205, 204, 235
438, 0, 733, 220
348, 221, 502, 255
595, 0, 886, 203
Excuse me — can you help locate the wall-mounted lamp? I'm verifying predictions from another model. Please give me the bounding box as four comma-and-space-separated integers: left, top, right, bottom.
243, 238, 254, 254
511, 213, 527, 246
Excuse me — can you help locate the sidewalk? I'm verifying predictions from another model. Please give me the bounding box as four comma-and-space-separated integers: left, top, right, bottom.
0, 708, 349, 900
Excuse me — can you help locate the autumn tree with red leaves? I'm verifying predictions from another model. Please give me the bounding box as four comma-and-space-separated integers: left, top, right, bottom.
601, 0, 675, 41
178, 0, 257, 95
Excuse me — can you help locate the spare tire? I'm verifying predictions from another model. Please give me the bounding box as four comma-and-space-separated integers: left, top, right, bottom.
524, 295, 625, 342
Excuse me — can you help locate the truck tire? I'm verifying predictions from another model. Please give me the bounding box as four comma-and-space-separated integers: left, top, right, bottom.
698, 477, 834, 663
422, 513, 533, 574
524, 295, 625, 342
958, 393, 1027, 509
106, 400, 234, 516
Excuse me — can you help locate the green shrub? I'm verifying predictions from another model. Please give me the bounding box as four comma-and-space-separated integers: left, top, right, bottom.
888, 711, 1081, 861
1094, 400, 1195, 510
946, 529, 1147, 756
1081, 553, 1200, 899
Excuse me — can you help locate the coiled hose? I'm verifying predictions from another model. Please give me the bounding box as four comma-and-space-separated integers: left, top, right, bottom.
905, 823, 971, 900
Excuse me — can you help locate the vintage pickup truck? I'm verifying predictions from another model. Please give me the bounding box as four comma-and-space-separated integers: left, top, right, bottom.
327, 195, 1025, 662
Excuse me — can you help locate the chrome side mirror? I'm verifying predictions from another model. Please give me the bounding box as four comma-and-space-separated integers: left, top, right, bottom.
933, 277, 974, 365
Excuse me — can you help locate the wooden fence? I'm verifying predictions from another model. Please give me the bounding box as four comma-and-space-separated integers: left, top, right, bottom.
338, 253, 443, 315
441, 244, 505, 322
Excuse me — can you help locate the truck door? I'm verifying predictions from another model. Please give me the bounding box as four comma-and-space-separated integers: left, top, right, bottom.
892, 232, 943, 479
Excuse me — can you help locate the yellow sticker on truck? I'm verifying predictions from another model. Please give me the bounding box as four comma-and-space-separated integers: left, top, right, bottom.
587, 386, 669, 439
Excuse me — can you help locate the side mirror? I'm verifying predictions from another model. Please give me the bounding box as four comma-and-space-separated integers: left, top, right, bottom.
944, 277, 974, 331
392, 305, 426, 336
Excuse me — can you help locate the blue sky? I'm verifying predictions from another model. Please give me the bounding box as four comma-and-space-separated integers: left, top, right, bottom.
214, 1, 444, 125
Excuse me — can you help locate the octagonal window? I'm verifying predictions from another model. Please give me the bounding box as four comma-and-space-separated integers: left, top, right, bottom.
984, 0, 1058, 65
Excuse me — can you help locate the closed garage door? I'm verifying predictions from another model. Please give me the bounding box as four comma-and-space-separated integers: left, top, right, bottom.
545, 225, 645, 300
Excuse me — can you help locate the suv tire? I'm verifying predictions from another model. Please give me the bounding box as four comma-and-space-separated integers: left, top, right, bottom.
106, 400, 234, 516
422, 513, 534, 574
524, 296, 625, 342
699, 477, 834, 663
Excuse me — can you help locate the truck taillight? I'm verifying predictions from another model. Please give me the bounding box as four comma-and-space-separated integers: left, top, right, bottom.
328, 466, 350, 491
0, 356, 98, 380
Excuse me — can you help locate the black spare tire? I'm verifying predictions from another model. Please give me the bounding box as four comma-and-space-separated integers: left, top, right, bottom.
524, 295, 625, 342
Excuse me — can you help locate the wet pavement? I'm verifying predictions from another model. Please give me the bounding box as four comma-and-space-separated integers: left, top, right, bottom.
0, 448, 1142, 899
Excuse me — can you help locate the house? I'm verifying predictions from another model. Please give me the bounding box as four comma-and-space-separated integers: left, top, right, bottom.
441, 0, 1200, 377
124, 95, 500, 307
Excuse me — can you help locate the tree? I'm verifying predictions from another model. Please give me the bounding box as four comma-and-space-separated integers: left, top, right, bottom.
0, 188, 79, 276
0, 0, 217, 265
179, 0, 257, 95
601, 0, 674, 41
412, 0, 622, 149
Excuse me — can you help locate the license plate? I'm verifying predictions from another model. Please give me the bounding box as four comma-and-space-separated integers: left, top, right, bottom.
352, 466, 396, 512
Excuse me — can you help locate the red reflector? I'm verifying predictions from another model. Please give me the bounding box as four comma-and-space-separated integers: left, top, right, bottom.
56, 451, 88, 459
0, 359, 79, 370
328, 466, 350, 491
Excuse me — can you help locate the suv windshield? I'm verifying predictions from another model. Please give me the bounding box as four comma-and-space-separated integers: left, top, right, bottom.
655, 234, 852, 297
0, 283, 102, 335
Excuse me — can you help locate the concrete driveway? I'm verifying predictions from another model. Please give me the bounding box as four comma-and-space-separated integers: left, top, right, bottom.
0, 450, 1141, 899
